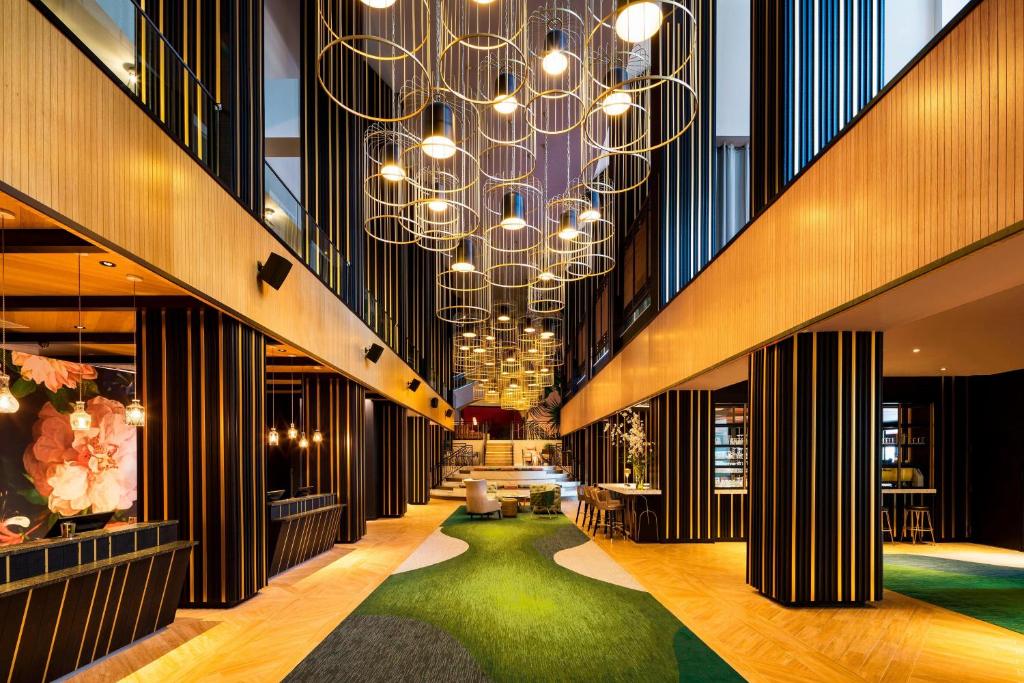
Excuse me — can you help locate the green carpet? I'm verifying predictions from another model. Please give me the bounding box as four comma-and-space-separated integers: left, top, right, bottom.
287, 508, 740, 682
884, 554, 1024, 634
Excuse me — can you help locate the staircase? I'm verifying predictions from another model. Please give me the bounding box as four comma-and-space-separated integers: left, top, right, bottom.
484, 440, 514, 466
430, 465, 579, 500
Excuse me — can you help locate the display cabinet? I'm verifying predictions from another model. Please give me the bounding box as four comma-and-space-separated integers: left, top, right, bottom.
881, 402, 934, 488
714, 404, 748, 490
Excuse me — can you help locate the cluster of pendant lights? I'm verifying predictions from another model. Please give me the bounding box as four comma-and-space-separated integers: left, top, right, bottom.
0, 209, 146, 430
319, 0, 697, 408
267, 374, 324, 449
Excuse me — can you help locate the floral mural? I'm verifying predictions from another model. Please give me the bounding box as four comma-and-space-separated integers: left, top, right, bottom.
0, 350, 137, 545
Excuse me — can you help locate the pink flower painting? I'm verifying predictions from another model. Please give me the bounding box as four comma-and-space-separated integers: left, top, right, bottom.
23, 397, 138, 516
11, 352, 97, 392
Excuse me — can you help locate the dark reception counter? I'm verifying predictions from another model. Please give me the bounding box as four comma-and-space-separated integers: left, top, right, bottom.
268, 494, 344, 577
0, 521, 194, 681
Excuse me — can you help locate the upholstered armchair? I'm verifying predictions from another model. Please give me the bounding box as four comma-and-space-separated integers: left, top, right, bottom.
530, 484, 561, 515
464, 479, 502, 519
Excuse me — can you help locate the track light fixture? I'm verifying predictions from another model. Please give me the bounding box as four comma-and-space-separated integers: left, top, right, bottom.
408, 378, 422, 392
365, 343, 385, 363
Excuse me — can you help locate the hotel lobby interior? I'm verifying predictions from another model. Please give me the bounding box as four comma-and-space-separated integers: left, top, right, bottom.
0, 0, 1022, 680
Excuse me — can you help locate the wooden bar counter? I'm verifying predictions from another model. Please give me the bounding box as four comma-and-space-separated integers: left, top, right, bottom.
0, 521, 194, 682
268, 494, 344, 577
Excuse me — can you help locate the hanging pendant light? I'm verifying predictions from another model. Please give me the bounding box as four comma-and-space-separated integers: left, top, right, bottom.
287, 371, 298, 439
557, 209, 580, 240
71, 253, 91, 433
312, 429, 323, 444
422, 102, 457, 160
0, 210, 18, 415
298, 432, 310, 449
124, 275, 145, 427
615, 0, 663, 43
541, 29, 570, 76
580, 189, 601, 223
70, 400, 92, 431
427, 181, 450, 214
360, 0, 397, 8
268, 426, 280, 446
493, 72, 519, 115
379, 142, 406, 182
500, 191, 526, 230
450, 239, 476, 273
602, 67, 633, 117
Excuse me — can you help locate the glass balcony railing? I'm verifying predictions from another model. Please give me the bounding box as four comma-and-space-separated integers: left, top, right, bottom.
36, 0, 446, 398
38, 0, 224, 182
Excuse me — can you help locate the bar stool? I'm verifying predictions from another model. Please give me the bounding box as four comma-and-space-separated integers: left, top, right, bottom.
881, 507, 895, 543
594, 490, 625, 541
907, 506, 935, 544
583, 487, 599, 534
574, 484, 589, 525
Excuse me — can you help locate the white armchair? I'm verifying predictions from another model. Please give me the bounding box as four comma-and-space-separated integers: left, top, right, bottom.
464, 479, 502, 519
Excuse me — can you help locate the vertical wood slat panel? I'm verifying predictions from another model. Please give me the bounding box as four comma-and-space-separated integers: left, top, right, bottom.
139, 304, 266, 607
650, 390, 715, 542
298, 375, 369, 543
748, 331, 882, 604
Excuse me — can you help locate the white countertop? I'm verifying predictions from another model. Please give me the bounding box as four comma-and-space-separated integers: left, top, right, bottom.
597, 483, 663, 495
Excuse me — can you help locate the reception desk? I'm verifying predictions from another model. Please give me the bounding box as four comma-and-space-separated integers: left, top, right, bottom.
0, 521, 194, 682
268, 494, 344, 577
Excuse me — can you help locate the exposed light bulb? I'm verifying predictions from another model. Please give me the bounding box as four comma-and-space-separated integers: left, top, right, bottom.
0, 373, 19, 414
615, 1, 663, 43
124, 398, 145, 427
312, 429, 323, 444
381, 162, 405, 182
360, 0, 397, 8
422, 135, 457, 160
602, 90, 632, 117
493, 94, 518, 115
70, 401, 92, 432
268, 427, 280, 446
287, 422, 298, 440
542, 50, 569, 76
428, 197, 450, 213
298, 432, 310, 449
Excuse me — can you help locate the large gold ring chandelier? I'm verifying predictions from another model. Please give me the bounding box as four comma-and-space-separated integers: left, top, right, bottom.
323, 0, 700, 409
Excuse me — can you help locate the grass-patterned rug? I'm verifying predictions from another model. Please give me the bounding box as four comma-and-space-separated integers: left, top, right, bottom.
286, 507, 740, 682
884, 554, 1024, 634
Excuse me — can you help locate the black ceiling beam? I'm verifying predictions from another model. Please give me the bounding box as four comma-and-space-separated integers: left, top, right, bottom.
4, 332, 134, 344
1, 296, 195, 311
42, 355, 135, 364
1, 229, 103, 253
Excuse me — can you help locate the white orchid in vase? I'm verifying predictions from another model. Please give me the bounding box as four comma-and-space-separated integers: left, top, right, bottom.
604, 409, 654, 490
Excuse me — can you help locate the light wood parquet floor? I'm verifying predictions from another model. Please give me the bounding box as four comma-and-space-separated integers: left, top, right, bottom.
66, 500, 461, 683
66, 499, 1024, 682
567, 502, 1024, 682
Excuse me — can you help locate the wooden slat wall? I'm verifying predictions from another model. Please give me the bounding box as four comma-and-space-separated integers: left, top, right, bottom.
405, 415, 446, 505
747, 331, 883, 604
751, 0, 885, 215
660, 0, 716, 302
561, 0, 1023, 433
301, 375, 368, 543
714, 492, 748, 541
374, 401, 408, 518
0, 1, 453, 427
650, 390, 715, 542
138, 304, 267, 608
